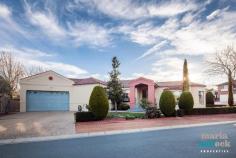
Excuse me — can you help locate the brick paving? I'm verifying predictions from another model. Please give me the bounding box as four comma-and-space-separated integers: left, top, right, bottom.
75, 114, 236, 133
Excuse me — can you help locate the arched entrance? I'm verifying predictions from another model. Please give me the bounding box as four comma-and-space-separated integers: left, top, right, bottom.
135, 83, 148, 104
128, 77, 156, 110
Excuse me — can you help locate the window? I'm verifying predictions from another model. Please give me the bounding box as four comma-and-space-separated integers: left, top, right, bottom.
122, 93, 130, 102
198, 91, 204, 105
224, 85, 228, 89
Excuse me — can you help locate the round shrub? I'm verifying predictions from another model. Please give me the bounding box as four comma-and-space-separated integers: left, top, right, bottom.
89, 86, 109, 120
206, 91, 215, 106
159, 90, 176, 117
178, 92, 194, 113
118, 103, 130, 110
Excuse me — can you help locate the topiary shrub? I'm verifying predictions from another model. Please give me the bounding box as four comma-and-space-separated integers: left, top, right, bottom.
89, 86, 109, 120
206, 91, 215, 106
159, 90, 176, 117
178, 91, 194, 114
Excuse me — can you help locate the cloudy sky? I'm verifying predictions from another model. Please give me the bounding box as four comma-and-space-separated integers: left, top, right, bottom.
0, 0, 236, 85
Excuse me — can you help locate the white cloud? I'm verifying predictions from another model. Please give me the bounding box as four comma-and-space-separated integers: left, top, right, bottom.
0, 46, 88, 78
206, 9, 221, 20
0, 3, 28, 37
24, 1, 66, 38
136, 40, 167, 60
147, 1, 197, 17
74, 0, 198, 20
120, 9, 236, 56
0, 3, 11, 19
68, 21, 111, 47
129, 57, 209, 84
206, 7, 229, 20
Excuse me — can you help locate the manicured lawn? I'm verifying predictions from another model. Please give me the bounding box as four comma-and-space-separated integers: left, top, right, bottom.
107, 111, 145, 119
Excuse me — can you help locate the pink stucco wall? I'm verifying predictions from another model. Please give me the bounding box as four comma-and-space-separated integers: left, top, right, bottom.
128, 77, 156, 109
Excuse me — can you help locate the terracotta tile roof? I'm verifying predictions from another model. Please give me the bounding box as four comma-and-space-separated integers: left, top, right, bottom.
156, 81, 206, 88
70, 77, 107, 85
120, 80, 206, 89
217, 80, 236, 86
120, 80, 131, 88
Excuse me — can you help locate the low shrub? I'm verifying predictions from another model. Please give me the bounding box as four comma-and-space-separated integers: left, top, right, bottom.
107, 112, 145, 119
188, 107, 236, 115
178, 92, 194, 114
74, 112, 97, 122
139, 99, 151, 110
176, 109, 184, 117
125, 114, 136, 120
89, 86, 109, 120
159, 90, 176, 117
118, 103, 130, 110
145, 107, 161, 119
206, 91, 215, 106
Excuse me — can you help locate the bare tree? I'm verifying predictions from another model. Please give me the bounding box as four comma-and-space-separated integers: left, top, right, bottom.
24, 66, 46, 77
0, 51, 24, 98
206, 46, 236, 106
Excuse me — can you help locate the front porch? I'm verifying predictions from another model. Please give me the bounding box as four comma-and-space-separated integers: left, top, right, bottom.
128, 77, 156, 111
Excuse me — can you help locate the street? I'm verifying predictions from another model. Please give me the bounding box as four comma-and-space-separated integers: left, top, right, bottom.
0, 123, 235, 158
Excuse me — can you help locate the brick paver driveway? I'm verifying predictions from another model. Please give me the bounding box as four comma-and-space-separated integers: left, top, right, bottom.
0, 112, 75, 139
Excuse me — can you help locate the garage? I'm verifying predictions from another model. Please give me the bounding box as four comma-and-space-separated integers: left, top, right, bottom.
20, 70, 107, 112
26, 90, 69, 112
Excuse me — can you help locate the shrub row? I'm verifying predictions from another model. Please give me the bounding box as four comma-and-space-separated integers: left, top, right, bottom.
188, 107, 236, 115
159, 90, 194, 116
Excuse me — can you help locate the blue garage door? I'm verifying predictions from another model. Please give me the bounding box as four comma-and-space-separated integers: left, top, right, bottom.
26, 90, 69, 111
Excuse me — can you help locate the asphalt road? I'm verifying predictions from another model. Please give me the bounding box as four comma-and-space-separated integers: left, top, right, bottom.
0, 123, 235, 158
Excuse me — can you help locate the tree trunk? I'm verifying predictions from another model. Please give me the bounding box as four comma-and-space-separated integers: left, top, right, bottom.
114, 102, 117, 112
228, 71, 234, 106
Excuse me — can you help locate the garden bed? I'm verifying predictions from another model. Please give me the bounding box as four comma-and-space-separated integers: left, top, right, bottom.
107, 111, 145, 119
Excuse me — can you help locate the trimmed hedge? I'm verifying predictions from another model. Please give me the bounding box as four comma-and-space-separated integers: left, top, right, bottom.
89, 86, 109, 120
118, 103, 130, 110
159, 90, 176, 117
206, 91, 215, 106
188, 107, 236, 115
176, 109, 184, 117
74, 112, 97, 122
178, 92, 194, 113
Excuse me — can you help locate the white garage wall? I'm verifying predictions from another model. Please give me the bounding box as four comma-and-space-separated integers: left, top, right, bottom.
70, 84, 106, 111
20, 71, 106, 112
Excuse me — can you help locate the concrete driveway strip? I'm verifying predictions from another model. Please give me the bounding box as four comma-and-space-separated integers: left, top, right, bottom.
0, 112, 75, 139
0, 123, 235, 158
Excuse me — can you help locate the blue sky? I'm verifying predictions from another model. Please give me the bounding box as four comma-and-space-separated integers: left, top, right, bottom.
0, 0, 236, 85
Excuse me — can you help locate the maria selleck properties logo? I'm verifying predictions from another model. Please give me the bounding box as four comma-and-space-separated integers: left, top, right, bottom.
198, 132, 231, 154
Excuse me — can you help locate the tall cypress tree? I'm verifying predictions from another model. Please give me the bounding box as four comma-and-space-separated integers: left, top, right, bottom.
183, 59, 190, 92
107, 57, 123, 112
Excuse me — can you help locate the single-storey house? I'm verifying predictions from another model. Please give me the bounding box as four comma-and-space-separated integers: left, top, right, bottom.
20, 70, 206, 112
217, 80, 236, 103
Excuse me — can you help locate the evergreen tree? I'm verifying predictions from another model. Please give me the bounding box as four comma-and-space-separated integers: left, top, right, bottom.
107, 57, 123, 111
183, 59, 190, 92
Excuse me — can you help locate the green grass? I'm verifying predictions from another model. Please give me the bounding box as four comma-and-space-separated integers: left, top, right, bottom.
107, 111, 145, 119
